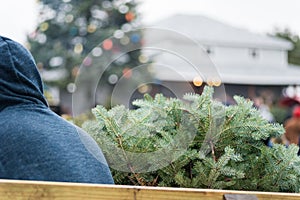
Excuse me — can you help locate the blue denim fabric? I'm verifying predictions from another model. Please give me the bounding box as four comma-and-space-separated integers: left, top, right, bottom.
0, 36, 114, 184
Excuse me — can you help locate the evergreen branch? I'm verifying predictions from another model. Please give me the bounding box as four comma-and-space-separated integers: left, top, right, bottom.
86, 86, 300, 192
93, 106, 143, 185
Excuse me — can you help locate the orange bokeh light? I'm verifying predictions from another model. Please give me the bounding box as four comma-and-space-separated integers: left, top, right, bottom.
193, 76, 203, 87
125, 12, 135, 22
122, 67, 132, 79
103, 39, 113, 50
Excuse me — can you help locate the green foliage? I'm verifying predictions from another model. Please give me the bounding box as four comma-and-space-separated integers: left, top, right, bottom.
63, 111, 94, 127
83, 86, 300, 192
257, 144, 300, 192
272, 28, 300, 66
270, 105, 289, 124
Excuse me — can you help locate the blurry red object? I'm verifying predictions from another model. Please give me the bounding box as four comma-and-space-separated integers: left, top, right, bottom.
293, 106, 300, 118
280, 97, 300, 107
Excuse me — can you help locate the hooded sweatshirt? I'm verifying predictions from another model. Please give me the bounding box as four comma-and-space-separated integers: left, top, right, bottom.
0, 36, 114, 184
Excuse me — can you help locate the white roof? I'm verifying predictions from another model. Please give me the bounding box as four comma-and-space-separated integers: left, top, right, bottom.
217, 64, 300, 85
150, 14, 293, 50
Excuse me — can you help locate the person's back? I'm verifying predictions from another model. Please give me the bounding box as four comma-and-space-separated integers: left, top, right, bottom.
0, 36, 114, 184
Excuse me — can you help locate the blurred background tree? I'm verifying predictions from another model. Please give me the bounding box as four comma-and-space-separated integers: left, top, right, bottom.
273, 28, 300, 66
27, 0, 146, 112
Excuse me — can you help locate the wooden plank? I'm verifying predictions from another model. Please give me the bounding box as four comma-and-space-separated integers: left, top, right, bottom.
1, 179, 300, 200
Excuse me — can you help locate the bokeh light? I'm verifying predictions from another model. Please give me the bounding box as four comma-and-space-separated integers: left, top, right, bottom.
114, 30, 125, 39
74, 43, 83, 54
118, 5, 129, 14
212, 77, 222, 87
122, 67, 132, 79
49, 56, 63, 67
130, 33, 140, 43
108, 74, 118, 84
87, 24, 97, 33
193, 76, 203, 87
207, 78, 214, 87
40, 22, 49, 32
72, 66, 79, 77
138, 54, 149, 63
92, 47, 103, 57
65, 14, 74, 23
67, 83, 77, 93
125, 12, 135, 22
120, 36, 130, 45
83, 57, 93, 67
103, 39, 113, 50
138, 84, 151, 94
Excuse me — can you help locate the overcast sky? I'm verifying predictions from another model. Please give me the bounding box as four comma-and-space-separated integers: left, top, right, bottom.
0, 0, 299, 44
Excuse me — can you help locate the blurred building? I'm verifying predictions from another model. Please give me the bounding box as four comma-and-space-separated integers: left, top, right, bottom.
144, 14, 300, 102
41, 14, 300, 114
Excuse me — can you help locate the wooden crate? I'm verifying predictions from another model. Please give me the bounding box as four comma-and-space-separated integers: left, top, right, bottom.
1, 179, 300, 200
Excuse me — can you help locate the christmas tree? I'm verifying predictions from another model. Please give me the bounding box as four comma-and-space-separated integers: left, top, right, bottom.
27, 0, 146, 111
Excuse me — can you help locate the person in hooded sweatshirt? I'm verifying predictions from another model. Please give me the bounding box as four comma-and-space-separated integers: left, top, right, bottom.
0, 36, 114, 184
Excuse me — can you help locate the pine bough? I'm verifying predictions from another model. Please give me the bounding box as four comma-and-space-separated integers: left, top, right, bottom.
83, 87, 300, 192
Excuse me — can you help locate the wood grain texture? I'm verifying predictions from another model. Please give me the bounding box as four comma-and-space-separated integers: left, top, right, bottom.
1, 179, 300, 200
